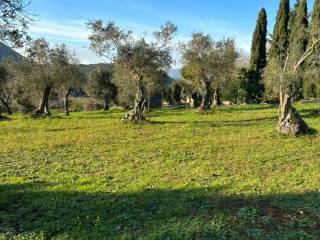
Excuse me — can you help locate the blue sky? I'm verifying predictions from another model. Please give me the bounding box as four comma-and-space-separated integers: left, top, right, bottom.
26, 0, 315, 65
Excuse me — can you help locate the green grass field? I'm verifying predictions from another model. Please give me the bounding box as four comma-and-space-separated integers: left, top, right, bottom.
1, 104, 320, 239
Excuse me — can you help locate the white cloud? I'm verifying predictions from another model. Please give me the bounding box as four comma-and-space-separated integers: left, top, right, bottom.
28, 19, 107, 64
76, 47, 108, 65
30, 19, 89, 42
27, 16, 252, 65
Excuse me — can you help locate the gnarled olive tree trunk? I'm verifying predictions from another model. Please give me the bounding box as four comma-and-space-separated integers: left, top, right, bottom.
64, 88, 71, 116
36, 86, 51, 116
123, 76, 146, 122
277, 90, 308, 135
198, 79, 212, 112
0, 97, 12, 115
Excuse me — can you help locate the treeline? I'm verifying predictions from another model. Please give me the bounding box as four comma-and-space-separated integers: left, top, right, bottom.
0, 41, 171, 116
0, 21, 241, 118
0, 1, 263, 119
242, 0, 320, 104
1, 0, 320, 136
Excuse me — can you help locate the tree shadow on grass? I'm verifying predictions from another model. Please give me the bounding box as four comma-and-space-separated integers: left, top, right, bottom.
306, 128, 318, 136
0, 115, 11, 121
300, 108, 320, 120
1, 182, 320, 239
147, 109, 192, 118
217, 104, 278, 113
147, 105, 278, 118
150, 116, 278, 128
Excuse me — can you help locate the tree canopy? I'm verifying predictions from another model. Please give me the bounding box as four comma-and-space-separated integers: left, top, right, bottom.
87, 20, 177, 121
0, 0, 32, 47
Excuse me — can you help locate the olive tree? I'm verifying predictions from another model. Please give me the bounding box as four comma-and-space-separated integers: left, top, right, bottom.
144, 70, 167, 111
0, 0, 31, 46
180, 33, 213, 112
210, 39, 238, 107
0, 0, 31, 117
50, 44, 81, 115
181, 33, 238, 112
112, 64, 136, 109
87, 20, 177, 121
0, 65, 11, 116
24, 39, 53, 115
265, 36, 320, 135
22, 39, 79, 116
0, 60, 16, 115
86, 67, 117, 111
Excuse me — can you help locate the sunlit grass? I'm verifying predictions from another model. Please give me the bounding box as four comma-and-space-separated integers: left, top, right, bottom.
1, 103, 320, 239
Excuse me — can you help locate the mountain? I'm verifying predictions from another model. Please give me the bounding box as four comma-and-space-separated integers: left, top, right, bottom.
0, 42, 23, 62
78, 63, 112, 76
168, 68, 182, 80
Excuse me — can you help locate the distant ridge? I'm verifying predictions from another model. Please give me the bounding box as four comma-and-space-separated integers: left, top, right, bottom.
0, 42, 23, 62
168, 68, 182, 80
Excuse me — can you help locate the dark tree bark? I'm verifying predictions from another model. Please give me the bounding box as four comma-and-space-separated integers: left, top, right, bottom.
198, 80, 212, 112
36, 87, 51, 116
123, 77, 146, 122
103, 97, 110, 111
277, 90, 308, 135
64, 88, 71, 116
0, 97, 12, 115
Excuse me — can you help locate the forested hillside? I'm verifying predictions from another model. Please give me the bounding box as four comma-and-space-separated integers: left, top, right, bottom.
0, 42, 23, 62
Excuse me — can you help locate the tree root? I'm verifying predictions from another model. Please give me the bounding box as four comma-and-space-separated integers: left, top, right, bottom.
277, 106, 309, 136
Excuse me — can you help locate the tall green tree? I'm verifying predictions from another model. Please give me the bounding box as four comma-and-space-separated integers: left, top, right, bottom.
289, 0, 308, 61
288, 0, 308, 99
269, 0, 290, 61
304, 0, 320, 98
264, 0, 290, 102
246, 8, 267, 103
250, 8, 267, 74
309, 0, 320, 33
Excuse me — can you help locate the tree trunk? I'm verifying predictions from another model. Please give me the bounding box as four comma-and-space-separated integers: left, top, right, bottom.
211, 88, 221, 108
36, 87, 51, 116
123, 77, 146, 122
103, 98, 109, 111
0, 97, 12, 115
277, 90, 308, 135
198, 80, 212, 112
147, 93, 151, 112
64, 88, 71, 116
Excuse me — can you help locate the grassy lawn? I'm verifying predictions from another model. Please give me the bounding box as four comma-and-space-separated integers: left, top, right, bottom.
1, 103, 320, 239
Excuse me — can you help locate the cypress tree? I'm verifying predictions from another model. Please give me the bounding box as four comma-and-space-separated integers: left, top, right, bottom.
288, 0, 308, 99
269, 0, 290, 60
244, 9, 267, 103
304, 0, 320, 98
309, 0, 320, 32
250, 8, 267, 74
263, 0, 290, 102
289, 0, 308, 61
